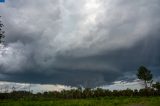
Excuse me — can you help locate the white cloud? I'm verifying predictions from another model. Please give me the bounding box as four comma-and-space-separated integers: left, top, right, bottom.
100, 79, 143, 90
0, 43, 28, 72
0, 81, 74, 93
0, 80, 143, 93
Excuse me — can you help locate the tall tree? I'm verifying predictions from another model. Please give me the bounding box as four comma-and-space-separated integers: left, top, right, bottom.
0, 16, 5, 44
152, 82, 160, 91
137, 66, 153, 89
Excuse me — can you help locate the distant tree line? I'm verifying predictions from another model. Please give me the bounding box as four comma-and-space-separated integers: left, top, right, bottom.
0, 86, 160, 100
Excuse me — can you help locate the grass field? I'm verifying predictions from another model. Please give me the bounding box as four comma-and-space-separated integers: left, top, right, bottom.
0, 97, 160, 106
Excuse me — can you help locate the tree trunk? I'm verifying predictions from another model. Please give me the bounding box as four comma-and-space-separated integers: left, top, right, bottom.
144, 80, 148, 89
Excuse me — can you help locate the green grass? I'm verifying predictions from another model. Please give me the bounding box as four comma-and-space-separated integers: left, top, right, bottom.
0, 97, 160, 106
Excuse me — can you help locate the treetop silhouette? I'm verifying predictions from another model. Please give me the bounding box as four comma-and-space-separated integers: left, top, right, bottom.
0, 16, 5, 44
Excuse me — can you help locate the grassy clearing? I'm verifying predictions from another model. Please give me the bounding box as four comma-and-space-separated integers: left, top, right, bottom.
0, 97, 160, 106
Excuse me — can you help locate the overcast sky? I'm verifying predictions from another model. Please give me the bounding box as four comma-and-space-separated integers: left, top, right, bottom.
0, 0, 160, 88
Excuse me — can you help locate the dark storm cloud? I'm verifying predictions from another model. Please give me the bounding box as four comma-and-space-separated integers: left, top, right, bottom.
0, 0, 160, 87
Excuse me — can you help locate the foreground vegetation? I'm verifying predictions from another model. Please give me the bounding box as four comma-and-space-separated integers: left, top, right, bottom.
0, 87, 160, 106
0, 87, 160, 100
0, 88, 160, 106
0, 97, 160, 106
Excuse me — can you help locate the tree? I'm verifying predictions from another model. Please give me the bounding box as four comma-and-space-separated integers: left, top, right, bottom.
152, 82, 160, 91
0, 16, 5, 44
137, 66, 153, 89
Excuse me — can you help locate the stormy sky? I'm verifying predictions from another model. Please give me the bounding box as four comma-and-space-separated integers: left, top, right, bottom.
0, 0, 160, 88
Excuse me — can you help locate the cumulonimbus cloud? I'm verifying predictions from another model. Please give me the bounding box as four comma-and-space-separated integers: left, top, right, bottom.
0, 0, 160, 87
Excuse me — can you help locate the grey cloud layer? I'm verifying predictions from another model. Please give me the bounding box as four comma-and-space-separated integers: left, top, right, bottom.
0, 0, 160, 87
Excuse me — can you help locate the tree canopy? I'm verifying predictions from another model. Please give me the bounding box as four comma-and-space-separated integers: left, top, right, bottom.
137, 66, 153, 89
153, 82, 160, 91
